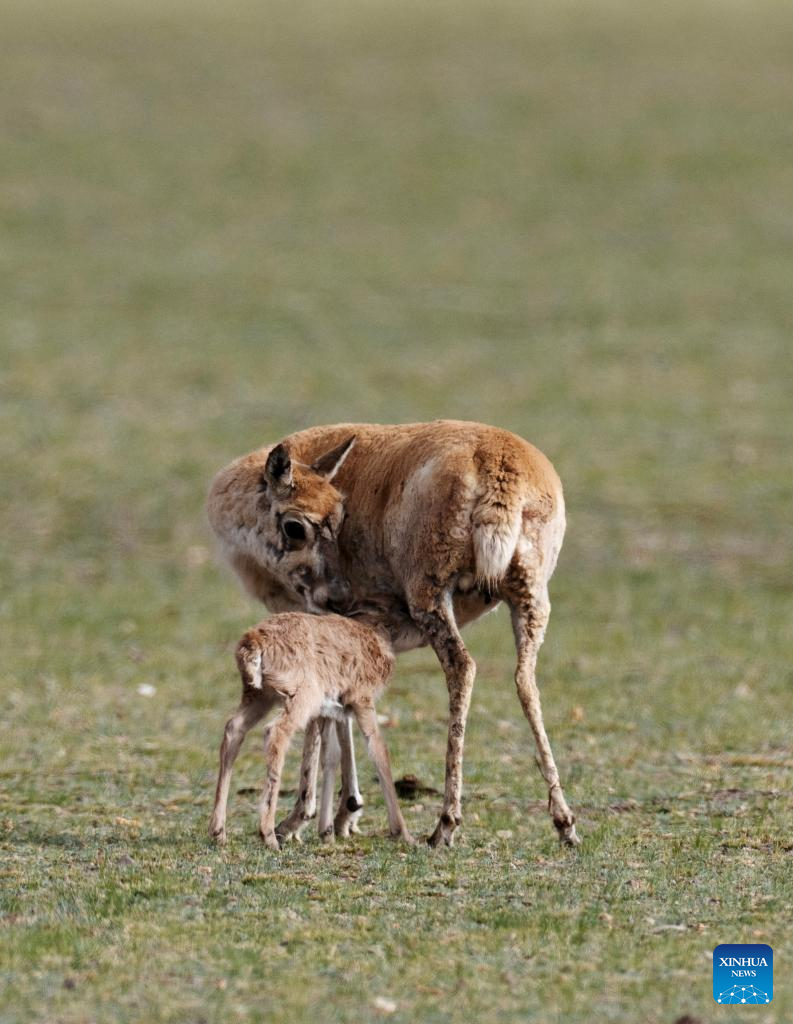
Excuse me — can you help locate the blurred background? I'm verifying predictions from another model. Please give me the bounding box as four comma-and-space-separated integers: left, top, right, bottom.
3, 0, 791, 600
1, 1, 791, 1021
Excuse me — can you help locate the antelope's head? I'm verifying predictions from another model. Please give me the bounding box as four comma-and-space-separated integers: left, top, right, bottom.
256, 436, 355, 613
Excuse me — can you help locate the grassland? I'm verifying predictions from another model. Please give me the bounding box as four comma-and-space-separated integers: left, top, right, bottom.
1, 1, 791, 1021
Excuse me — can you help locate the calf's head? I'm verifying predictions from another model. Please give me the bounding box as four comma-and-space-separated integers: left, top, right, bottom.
257, 436, 355, 613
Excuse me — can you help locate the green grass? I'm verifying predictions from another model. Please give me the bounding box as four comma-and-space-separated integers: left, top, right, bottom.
1, 1, 792, 1021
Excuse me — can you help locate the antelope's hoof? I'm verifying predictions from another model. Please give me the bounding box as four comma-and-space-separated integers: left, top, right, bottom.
319, 827, 335, 845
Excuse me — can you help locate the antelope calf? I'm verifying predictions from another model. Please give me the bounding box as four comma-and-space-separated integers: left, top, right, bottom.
208, 611, 414, 849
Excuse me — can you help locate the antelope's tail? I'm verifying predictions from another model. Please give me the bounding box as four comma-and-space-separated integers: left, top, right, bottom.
472, 511, 521, 589
471, 455, 523, 589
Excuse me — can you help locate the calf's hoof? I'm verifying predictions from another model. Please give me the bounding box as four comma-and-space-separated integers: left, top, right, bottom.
259, 829, 281, 852
209, 822, 227, 845
275, 828, 299, 846
334, 810, 363, 839
427, 811, 460, 848
392, 829, 417, 846
555, 820, 581, 848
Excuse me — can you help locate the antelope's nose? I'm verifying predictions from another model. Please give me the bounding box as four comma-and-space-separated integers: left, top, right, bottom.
326, 578, 352, 614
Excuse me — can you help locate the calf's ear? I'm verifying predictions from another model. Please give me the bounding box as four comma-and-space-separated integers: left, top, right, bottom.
263, 443, 293, 495
311, 435, 356, 481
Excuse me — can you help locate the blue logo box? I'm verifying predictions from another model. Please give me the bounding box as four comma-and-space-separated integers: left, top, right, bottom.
713, 943, 773, 1004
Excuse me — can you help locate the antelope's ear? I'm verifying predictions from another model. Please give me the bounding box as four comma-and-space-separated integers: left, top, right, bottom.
311, 435, 356, 482
263, 443, 293, 494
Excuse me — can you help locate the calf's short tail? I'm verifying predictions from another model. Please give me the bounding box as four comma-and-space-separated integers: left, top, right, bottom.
236, 635, 264, 689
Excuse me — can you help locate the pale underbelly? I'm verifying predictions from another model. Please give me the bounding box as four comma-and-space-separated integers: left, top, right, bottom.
382, 588, 501, 653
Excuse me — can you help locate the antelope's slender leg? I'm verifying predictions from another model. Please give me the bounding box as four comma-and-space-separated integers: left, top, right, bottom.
209, 694, 270, 843
275, 717, 322, 843
409, 592, 475, 849
354, 703, 414, 844
334, 713, 364, 838
317, 719, 340, 843
508, 587, 578, 847
258, 712, 299, 850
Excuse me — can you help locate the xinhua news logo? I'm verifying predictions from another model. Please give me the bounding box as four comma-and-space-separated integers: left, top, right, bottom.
713, 943, 773, 1004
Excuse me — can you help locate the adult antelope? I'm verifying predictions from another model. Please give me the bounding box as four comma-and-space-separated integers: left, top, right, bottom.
208, 420, 579, 847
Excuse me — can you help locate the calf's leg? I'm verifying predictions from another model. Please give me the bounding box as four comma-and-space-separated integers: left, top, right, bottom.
209, 693, 270, 843
334, 714, 364, 838
258, 712, 299, 850
317, 719, 341, 843
275, 717, 322, 843
354, 703, 414, 844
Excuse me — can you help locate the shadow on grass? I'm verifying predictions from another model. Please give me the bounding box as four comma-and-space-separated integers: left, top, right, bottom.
6, 825, 183, 851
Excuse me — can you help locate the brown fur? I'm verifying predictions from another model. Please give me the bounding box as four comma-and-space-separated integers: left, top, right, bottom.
208, 420, 578, 847
208, 612, 414, 849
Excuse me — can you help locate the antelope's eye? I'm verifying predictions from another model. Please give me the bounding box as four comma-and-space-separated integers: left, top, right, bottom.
282, 519, 307, 543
